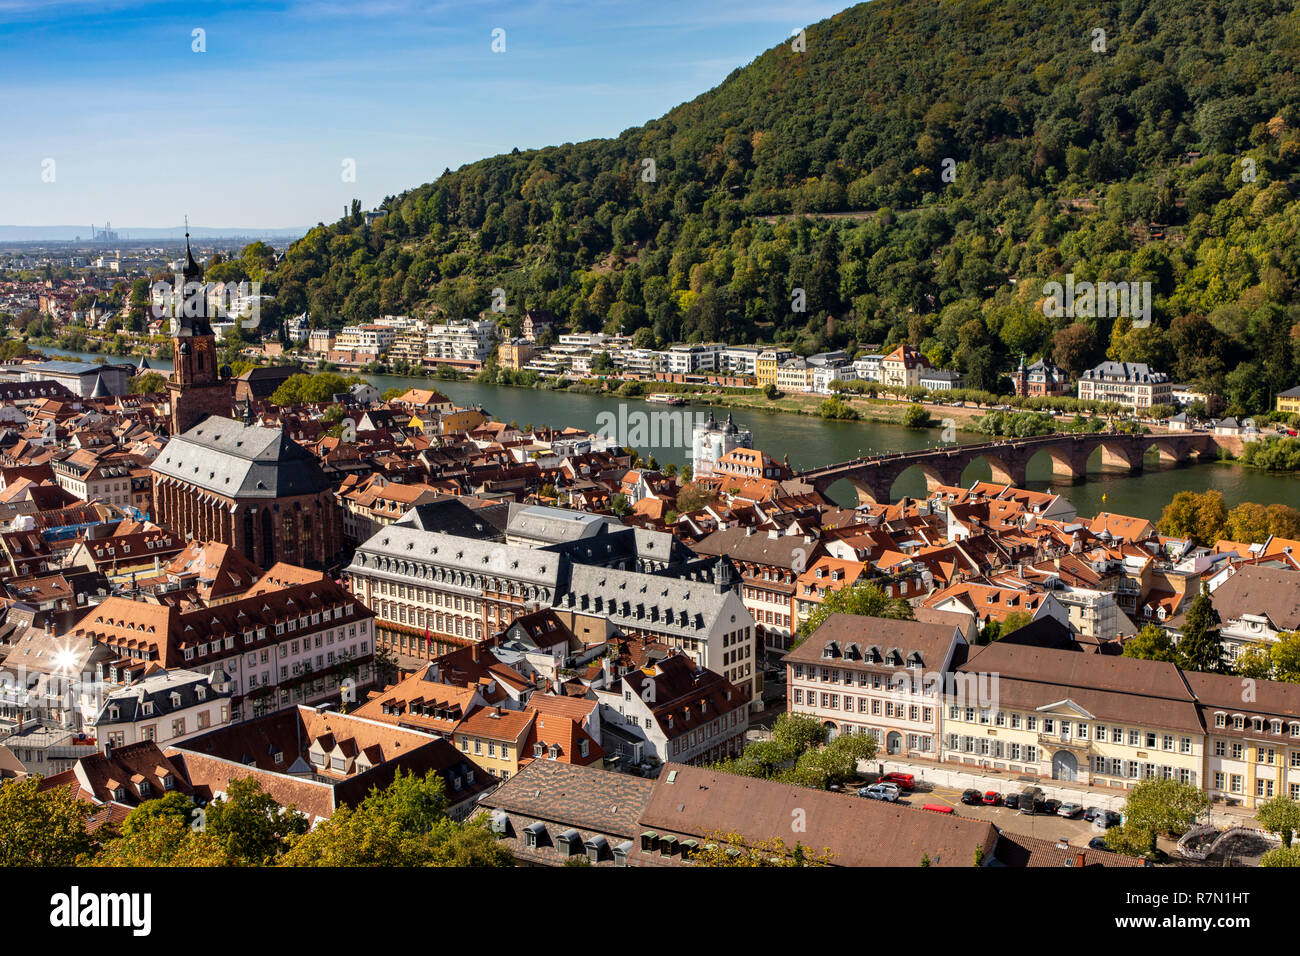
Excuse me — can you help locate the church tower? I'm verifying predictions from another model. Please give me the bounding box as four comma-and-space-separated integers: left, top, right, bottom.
167, 227, 234, 435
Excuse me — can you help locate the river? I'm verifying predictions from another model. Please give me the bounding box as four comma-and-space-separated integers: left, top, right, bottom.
57, 348, 1300, 521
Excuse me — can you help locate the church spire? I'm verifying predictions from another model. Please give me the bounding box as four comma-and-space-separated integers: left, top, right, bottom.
182, 215, 203, 283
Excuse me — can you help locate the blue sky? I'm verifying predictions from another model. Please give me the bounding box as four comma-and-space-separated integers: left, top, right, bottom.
1, 0, 848, 230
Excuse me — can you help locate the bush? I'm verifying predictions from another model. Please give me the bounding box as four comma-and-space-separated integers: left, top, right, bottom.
819, 396, 860, 420
901, 404, 932, 428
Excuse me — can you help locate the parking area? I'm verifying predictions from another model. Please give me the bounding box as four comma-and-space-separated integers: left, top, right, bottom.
853, 774, 1112, 846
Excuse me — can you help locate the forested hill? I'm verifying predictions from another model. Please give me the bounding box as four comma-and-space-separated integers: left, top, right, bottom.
266, 0, 1300, 414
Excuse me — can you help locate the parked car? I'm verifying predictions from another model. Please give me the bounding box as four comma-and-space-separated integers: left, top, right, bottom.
1088, 836, 1110, 851
982, 791, 1001, 806
1057, 802, 1083, 818
880, 772, 916, 791
858, 783, 901, 802
960, 788, 983, 805
1083, 806, 1104, 822
1097, 810, 1122, 828
1003, 793, 1020, 810
921, 804, 954, 814
1041, 798, 1062, 815
1019, 787, 1043, 814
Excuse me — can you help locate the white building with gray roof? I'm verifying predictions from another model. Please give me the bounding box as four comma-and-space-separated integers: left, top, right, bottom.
347, 511, 760, 706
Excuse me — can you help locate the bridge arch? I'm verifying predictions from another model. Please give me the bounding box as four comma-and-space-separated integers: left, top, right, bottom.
1145, 436, 1203, 467
1091, 439, 1145, 474
963, 450, 1026, 489
888, 461, 959, 502
1024, 444, 1087, 484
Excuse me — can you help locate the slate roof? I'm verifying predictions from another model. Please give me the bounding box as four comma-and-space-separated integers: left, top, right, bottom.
152, 416, 333, 498
26, 360, 104, 376
505, 503, 614, 543
1210, 564, 1300, 631
558, 563, 735, 639
1080, 361, 1169, 384
478, 758, 654, 835
351, 524, 564, 592
395, 497, 510, 538
95, 668, 229, 726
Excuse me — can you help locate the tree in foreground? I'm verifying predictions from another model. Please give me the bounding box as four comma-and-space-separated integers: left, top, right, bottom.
1256, 796, 1300, 848
0, 777, 94, 867
92, 814, 231, 867
1104, 824, 1157, 858
1269, 631, 1300, 683
202, 776, 309, 865
1260, 845, 1300, 867
279, 770, 512, 867
1122, 778, 1209, 838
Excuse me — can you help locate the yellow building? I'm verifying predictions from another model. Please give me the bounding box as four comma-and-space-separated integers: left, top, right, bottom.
943, 643, 1204, 791
755, 349, 793, 388
1186, 672, 1300, 810
455, 707, 532, 782
1277, 386, 1300, 416
498, 340, 535, 371
407, 407, 488, 436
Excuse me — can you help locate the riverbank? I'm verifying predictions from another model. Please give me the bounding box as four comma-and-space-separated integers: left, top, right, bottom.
10, 342, 1300, 521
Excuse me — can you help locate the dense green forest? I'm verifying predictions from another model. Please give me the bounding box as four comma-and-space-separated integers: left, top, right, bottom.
259, 0, 1300, 414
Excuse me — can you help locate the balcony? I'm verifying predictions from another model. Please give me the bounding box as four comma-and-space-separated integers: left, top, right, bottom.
1037, 732, 1092, 754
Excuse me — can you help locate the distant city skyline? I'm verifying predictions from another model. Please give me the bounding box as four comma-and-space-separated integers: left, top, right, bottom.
2, 0, 846, 230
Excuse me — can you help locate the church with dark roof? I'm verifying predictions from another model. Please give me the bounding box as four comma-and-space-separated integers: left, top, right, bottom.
152, 415, 343, 570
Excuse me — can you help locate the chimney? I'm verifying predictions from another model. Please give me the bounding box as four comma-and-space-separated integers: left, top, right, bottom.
1073, 852, 1086, 868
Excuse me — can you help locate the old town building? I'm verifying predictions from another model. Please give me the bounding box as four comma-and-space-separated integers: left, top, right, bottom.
151, 416, 342, 570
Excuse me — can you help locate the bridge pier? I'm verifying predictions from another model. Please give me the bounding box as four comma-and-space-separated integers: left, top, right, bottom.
1049, 447, 1090, 484
986, 458, 1027, 489
1098, 442, 1143, 474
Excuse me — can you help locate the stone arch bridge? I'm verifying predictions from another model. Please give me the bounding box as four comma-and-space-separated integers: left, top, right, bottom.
795, 431, 1227, 506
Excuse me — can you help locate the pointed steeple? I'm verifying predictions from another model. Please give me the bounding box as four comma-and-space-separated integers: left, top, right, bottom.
182, 217, 203, 284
